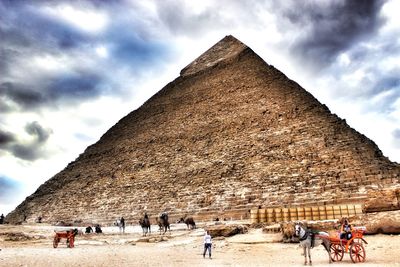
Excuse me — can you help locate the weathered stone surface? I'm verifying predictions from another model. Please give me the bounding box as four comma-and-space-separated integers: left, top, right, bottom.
280, 222, 296, 243
5, 35, 400, 225
206, 224, 248, 237
364, 187, 400, 212
355, 210, 400, 234
262, 223, 281, 233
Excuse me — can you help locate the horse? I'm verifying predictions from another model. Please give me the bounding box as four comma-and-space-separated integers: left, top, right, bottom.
139, 216, 151, 236
294, 223, 331, 265
114, 219, 125, 233
156, 214, 170, 234
178, 216, 196, 230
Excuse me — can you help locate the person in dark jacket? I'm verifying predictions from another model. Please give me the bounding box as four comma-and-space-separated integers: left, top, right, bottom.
340, 219, 353, 240
95, 224, 102, 234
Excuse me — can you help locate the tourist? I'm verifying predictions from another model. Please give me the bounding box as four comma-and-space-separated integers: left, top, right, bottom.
120, 217, 125, 233
340, 218, 353, 240
203, 230, 212, 259
95, 224, 103, 234
0, 213, 4, 224
85, 226, 93, 234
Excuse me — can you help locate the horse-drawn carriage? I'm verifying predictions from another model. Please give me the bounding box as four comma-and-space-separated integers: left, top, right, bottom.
328, 227, 368, 263
295, 223, 368, 265
53, 228, 78, 248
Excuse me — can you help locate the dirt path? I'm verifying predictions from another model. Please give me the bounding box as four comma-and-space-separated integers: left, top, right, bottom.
0, 224, 399, 266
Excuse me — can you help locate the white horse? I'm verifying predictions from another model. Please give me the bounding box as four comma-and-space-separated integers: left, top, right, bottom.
294, 223, 331, 265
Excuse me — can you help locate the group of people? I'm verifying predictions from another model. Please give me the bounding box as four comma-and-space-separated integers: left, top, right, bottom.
0, 211, 213, 259
85, 224, 103, 234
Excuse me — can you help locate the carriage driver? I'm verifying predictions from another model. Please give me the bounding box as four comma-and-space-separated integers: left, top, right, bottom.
340, 218, 353, 240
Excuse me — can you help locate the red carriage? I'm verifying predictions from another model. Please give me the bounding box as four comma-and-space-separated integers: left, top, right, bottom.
53, 228, 78, 248
328, 227, 368, 263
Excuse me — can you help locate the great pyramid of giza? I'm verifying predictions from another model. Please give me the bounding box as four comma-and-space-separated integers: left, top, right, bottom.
6, 35, 400, 224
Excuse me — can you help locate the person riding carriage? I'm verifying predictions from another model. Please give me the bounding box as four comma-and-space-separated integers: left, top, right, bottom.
340, 218, 353, 240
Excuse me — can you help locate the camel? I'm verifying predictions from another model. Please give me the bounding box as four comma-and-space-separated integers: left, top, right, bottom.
178, 216, 196, 230
156, 213, 170, 234
139, 215, 151, 236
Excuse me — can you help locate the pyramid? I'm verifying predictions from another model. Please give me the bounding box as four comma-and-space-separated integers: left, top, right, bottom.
6, 35, 400, 224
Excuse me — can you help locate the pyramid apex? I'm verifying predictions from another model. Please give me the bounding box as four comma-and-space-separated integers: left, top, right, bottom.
180, 35, 248, 76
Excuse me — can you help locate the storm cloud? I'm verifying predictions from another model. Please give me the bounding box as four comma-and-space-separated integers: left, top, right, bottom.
0, 0, 171, 113
280, 0, 387, 68
0, 129, 15, 147
0, 121, 52, 161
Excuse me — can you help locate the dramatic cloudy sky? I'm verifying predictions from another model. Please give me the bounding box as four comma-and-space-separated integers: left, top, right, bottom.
1, 0, 399, 215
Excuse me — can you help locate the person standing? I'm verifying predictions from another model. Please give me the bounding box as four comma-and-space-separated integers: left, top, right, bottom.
203, 230, 212, 259
120, 217, 125, 233
0, 213, 4, 224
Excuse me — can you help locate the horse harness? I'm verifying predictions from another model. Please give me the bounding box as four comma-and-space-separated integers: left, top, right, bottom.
299, 228, 316, 248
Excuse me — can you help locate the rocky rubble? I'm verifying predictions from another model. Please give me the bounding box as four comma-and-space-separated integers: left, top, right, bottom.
356, 210, 400, 234
206, 224, 248, 237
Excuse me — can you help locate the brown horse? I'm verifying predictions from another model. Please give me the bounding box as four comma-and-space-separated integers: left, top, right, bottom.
139, 216, 151, 236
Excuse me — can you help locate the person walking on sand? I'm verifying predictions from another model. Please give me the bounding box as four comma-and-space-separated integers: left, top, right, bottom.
203, 230, 212, 259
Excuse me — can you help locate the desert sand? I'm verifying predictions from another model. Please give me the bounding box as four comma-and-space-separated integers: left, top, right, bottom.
1, 222, 399, 267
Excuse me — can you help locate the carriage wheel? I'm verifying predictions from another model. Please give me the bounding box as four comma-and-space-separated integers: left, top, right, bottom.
53, 237, 59, 248
350, 242, 366, 263
330, 243, 344, 262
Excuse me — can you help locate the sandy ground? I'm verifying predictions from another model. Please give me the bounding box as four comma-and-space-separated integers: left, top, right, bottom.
0, 222, 399, 267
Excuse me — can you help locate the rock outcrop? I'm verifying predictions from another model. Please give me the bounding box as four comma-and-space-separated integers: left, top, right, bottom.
364, 187, 400, 212
5, 35, 400, 225
207, 224, 248, 237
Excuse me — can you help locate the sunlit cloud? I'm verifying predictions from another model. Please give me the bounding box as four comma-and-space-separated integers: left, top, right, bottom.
95, 45, 108, 58
40, 4, 109, 33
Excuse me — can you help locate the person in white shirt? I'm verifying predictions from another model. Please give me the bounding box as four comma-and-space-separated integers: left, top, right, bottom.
203, 230, 212, 259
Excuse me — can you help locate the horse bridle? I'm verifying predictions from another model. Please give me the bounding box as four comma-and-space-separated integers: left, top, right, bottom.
295, 224, 307, 240
295, 224, 300, 236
